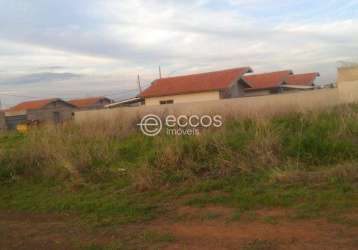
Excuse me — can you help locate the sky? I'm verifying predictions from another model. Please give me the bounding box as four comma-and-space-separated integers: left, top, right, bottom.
0, 0, 357, 107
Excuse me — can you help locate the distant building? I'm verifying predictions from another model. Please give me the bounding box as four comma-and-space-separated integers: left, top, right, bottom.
69, 96, 113, 110
285, 72, 320, 87
140, 67, 253, 106
242, 70, 293, 96
0, 111, 6, 131
243, 71, 320, 97
140, 67, 320, 106
5, 98, 76, 129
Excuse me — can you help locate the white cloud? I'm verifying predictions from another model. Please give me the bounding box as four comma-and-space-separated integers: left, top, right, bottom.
0, 0, 357, 106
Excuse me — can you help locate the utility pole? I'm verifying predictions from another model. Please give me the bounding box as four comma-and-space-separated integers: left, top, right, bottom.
137, 74, 142, 94
159, 66, 162, 79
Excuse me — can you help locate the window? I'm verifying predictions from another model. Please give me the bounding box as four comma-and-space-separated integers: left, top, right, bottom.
159, 100, 174, 105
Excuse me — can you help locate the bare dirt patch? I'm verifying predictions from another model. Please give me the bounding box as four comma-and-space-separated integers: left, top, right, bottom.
0, 208, 357, 250
0, 212, 129, 250
156, 219, 358, 250
149, 207, 358, 250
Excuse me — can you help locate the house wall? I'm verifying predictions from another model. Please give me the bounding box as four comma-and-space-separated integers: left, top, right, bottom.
244, 86, 311, 97
337, 65, 358, 82
338, 66, 358, 102
244, 89, 272, 97
220, 79, 246, 98
0, 111, 7, 131
145, 91, 220, 106
5, 115, 27, 130
27, 100, 75, 123
5, 110, 26, 116
5, 110, 28, 130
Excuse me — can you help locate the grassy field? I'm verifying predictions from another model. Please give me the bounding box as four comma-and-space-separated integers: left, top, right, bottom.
0, 104, 357, 249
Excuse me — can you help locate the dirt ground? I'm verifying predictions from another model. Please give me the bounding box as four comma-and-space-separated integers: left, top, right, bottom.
0, 207, 357, 250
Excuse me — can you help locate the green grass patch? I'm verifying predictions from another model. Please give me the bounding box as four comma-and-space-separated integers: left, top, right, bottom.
183, 169, 358, 219
0, 181, 160, 225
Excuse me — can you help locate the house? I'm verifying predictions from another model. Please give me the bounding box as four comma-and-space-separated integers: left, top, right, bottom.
5, 98, 76, 129
285, 72, 320, 88
140, 67, 253, 106
242, 70, 293, 96
242, 71, 320, 97
69, 96, 113, 110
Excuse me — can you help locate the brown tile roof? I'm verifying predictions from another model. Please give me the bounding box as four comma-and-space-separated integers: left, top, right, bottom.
243, 70, 293, 90
7, 98, 60, 112
140, 67, 252, 98
68, 97, 110, 108
286, 73, 320, 86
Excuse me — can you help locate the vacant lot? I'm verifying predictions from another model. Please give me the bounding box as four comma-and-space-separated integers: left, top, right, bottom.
0, 104, 357, 249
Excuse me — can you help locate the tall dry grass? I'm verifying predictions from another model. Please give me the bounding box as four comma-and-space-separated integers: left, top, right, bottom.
0, 103, 357, 190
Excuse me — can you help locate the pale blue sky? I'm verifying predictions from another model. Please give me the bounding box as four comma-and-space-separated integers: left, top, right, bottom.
0, 0, 357, 107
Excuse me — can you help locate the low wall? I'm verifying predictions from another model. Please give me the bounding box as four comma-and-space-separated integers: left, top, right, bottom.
75, 67, 358, 124
338, 66, 358, 103
339, 81, 358, 103
75, 89, 340, 124
338, 66, 358, 82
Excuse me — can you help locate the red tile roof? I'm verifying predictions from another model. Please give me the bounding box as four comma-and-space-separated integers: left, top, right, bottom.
140, 67, 252, 98
285, 73, 320, 86
7, 98, 60, 112
243, 70, 293, 90
68, 97, 110, 108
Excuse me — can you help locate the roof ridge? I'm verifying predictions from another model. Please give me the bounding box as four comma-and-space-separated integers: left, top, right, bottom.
155, 67, 251, 81
244, 70, 293, 77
